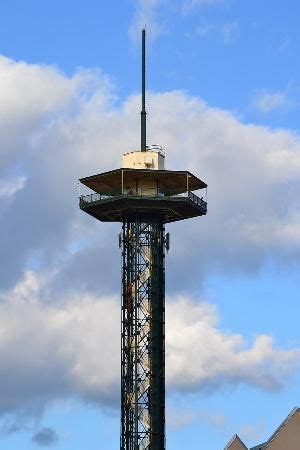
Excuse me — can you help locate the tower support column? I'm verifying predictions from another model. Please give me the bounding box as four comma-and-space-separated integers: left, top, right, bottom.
121, 215, 165, 450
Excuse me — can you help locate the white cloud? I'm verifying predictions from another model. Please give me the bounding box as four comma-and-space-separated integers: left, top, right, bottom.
0, 56, 113, 171
252, 90, 289, 113
1, 56, 300, 422
0, 55, 300, 295
237, 422, 265, 442
0, 57, 72, 171
279, 38, 290, 53
196, 21, 239, 44
0, 273, 299, 419
167, 406, 227, 431
0, 56, 114, 289
167, 407, 198, 430
0, 272, 120, 414
166, 297, 300, 391
129, 0, 163, 42
182, 0, 226, 13
0, 176, 26, 198
0, 55, 300, 292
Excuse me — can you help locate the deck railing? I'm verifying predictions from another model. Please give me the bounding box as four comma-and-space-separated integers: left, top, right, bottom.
187, 191, 206, 209
80, 190, 207, 212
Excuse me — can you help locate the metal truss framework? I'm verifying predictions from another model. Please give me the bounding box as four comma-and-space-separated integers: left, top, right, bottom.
121, 216, 165, 450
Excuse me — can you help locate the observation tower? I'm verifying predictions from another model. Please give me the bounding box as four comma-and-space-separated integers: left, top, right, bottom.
79, 29, 207, 450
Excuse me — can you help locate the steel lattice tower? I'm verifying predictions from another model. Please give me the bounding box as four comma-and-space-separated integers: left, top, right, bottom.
79, 29, 207, 450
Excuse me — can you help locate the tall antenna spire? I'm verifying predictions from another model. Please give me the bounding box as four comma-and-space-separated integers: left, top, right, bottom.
141, 28, 147, 151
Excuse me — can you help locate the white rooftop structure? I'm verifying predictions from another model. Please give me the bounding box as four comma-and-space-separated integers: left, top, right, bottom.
122, 145, 165, 170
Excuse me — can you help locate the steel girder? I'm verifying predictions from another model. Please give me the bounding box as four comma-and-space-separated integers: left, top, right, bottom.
121, 216, 165, 450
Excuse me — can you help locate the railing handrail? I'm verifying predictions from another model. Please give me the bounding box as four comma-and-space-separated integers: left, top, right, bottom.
146, 144, 166, 156
80, 190, 207, 210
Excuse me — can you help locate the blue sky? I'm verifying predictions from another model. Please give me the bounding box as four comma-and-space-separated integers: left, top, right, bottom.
0, 0, 300, 449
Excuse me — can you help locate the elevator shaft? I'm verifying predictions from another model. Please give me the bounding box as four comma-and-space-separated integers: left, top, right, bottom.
121, 216, 165, 450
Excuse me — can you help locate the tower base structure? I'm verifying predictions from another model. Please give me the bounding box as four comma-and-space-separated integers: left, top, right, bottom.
121, 215, 165, 449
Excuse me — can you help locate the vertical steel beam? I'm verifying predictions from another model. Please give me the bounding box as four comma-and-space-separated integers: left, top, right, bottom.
120, 216, 165, 450
149, 218, 165, 449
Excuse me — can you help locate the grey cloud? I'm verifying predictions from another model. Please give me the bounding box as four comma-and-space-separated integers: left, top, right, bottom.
32, 427, 59, 447
49, 224, 121, 298
0, 274, 120, 416
1, 56, 300, 421
0, 275, 299, 420
0, 416, 28, 435
0, 58, 116, 290
1, 58, 300, 296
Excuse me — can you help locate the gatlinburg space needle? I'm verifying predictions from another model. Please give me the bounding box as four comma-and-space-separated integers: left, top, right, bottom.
79, 29, 207, 450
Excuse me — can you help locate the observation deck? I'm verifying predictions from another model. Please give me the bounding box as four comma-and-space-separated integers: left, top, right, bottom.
79, 168, 207, 224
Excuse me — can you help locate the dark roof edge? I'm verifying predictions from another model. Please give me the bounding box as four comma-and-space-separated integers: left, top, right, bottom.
265, 407, 300, 448
224, 434, 248, 450
250, 443, 267, 450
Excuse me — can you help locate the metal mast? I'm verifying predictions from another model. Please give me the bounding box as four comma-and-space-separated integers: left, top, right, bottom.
141, 28, 147, 152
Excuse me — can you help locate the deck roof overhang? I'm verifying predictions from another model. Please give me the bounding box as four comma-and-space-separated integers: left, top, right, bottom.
79, 168, 207, 196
